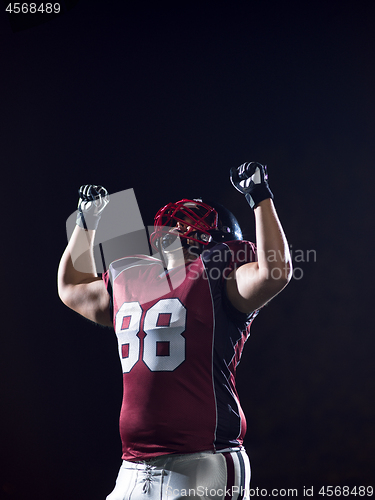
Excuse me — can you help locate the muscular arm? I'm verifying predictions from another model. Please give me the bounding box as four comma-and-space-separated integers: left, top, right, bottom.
57, 225, 112, 326
226, 198, 292, 313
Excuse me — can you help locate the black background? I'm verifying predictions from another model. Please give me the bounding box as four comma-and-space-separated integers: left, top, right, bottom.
1, 1, 374, 498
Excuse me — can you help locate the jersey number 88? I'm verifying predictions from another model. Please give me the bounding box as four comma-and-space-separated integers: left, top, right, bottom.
115, 298, 187, 373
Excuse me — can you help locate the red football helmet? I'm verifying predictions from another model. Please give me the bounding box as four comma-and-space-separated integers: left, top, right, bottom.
150, 199, 219, 250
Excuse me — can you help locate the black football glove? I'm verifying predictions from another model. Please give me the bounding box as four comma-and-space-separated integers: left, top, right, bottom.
230, 162, 274, 209
76, 185, 109, 230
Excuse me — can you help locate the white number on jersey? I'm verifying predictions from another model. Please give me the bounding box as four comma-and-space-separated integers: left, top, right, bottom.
115, 298, 187, 373
115, 301, 142, 372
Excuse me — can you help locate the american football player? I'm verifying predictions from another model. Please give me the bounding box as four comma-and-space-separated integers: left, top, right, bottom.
57, 163, 292, 499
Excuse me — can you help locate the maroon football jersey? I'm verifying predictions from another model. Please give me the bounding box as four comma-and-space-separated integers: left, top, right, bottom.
103, 241, 258, 461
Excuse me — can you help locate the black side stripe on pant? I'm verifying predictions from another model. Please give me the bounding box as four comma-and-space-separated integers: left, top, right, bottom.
223, 451, 246, 500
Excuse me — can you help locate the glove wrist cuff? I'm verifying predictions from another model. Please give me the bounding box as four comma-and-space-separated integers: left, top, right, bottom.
245, 185, 274, 210
76, 211, 101, 230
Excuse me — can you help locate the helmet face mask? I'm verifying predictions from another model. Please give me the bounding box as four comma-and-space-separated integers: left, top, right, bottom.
150, 199, 218, 250
150, 198, 243, 251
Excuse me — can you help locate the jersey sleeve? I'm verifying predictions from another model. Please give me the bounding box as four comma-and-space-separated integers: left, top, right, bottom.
223, 240, 257, 274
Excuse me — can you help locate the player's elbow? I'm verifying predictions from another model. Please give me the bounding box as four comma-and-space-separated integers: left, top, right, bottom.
264, 260, 293, 292
57, 263, 71, 306
57, 282, 75, 309
228, 262, 292, 314
57, 271, 81, 311
247, 267, 291, 312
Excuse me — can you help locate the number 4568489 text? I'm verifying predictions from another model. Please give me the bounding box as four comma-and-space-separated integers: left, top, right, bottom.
5, 3, 61, 14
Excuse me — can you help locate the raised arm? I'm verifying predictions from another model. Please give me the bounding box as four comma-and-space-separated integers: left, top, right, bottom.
227, 162, 292, 313
57, 185, 112, 327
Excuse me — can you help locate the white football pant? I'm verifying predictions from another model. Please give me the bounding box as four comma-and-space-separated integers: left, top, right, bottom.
106, 449, 251, 500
